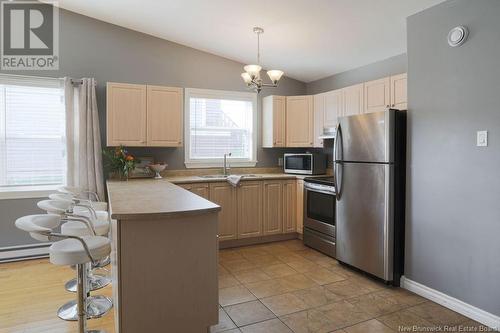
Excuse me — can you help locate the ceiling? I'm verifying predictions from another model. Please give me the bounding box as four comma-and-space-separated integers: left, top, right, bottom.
56, 0, 445, 82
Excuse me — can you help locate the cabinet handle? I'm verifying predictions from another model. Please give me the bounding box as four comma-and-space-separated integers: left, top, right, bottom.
386, 105, 390, 108
392, 104, 395, 107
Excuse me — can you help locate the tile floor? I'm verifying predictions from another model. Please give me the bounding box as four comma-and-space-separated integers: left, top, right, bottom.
212, 240, 489, 333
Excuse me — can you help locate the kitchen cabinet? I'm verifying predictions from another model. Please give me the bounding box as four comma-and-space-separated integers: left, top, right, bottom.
343, 83, 364, 116
286, 95, 314, 147
106, 82, 183, 147
147, 85, 183, 147
295, 179, 304, 234
364, 77, 391, 114
179, 183, 209, 200
390, 73, 407, 110
283, 180, 297, 233
209, 182, 237, 241
107, 82, 147, 146
313, 93, 325, 148
263, 181, 283, 235
262, 95, 286, 148
237, 181, 263, 238
324, 90, 343, 127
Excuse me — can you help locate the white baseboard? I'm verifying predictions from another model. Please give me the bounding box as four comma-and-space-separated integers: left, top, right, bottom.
401, 276, 500, 330
0, 243, 51, 263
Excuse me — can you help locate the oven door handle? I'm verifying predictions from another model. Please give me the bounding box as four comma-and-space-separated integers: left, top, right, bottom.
304, 183, 336, 196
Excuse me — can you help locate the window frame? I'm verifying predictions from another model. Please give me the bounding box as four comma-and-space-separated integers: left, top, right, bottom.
184, 88, 258, 169
0, 74, 65, 199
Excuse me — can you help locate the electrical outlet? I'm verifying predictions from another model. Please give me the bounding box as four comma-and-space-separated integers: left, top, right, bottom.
477, 130, 488, 147
278, 157, 283, 166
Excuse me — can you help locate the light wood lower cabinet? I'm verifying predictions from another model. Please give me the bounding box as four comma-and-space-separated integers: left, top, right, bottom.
209, 183, 237, 241
283, 180, 297, 233
263, 181, 283, 235
237, 181, 263, 239
296, 180, 304, 234
179, 183, 209, 199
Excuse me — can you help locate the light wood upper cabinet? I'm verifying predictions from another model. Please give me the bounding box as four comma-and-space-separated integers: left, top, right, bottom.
146, 85, 183, 147
343, 83, 364, 116
237, 181, 263, 238
263, 181, 283, 235
179, 183, 209, 200
390, 73, 407, 110
209, 183, 237, 241
324, 90, 343, 127
283, 180, 297, 233
107, 82, 183, 147
295, 179, 304, 234
286, 95, 314, 147
313, 93, 325, 148
107, 82, 147, 146
364, 77, 390, 114
262, 95, 286, 148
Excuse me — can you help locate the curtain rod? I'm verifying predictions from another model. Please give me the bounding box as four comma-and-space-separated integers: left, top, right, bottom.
70, 79, 97, 86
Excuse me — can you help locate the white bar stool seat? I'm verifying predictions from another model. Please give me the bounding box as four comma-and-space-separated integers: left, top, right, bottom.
61, 220, 109, 237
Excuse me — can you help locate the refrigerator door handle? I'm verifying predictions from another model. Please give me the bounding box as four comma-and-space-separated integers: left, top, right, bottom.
334, 123, 343, 200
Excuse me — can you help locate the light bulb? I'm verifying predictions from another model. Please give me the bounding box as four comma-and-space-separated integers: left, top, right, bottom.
241, 72, 252, 84
244, 64, 262, 79
267, 70, 284, 84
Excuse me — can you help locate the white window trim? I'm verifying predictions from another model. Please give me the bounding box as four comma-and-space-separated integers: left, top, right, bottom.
184, 88, 258, 169
0, 74, 66, 197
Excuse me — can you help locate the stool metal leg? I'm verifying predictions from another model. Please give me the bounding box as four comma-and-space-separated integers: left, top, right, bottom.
66, 257, 111, 292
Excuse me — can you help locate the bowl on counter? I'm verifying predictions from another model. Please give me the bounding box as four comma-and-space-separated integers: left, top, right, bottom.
148, 163, 168, 179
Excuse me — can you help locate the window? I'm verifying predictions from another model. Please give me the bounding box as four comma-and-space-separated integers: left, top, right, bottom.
185, 88, 257, 168
0, 74, 65, 193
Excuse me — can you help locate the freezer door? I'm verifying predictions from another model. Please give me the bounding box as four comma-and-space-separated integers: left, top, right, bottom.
336, 162, 394, 281
338, 110, 394, 163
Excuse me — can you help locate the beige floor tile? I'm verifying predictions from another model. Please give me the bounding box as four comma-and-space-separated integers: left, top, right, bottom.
224, 300, 276, 327
222, 258, 259, 273
245, 278, 294, 298
280, 274, 319, 291
261, 264, 299, 278
260, 243, 292, 254
316, 300, 373, 330
238, 246, 271, 259
343, 319, 395, 333
274, 252, 306, 263
377, 307, 435, 331
240, 318, 293, 333
233, 268, 272, 284
219, 285, 257, 307
219, 273, 241, 289
406, 302, 469, 326
309, 255, 339, 268
326, 264, 360, 278
261, 293, 309, 316
286, 259, 323, 273
282, 240, 309, 251
280, 308, 338, 333
303, 267, 346, 285
350, 275, 387, 292
292, 286, 343, 308
222, 329, 242, 333
295, 248, 326, 261
374, 287, 426, 307
346, 292, 407, 317
210, 307, 237, 333
459, 319, 493, 331
324, 278, 379, 299
246, 254, 283, 267
220, 250, 245, 261
219, 264, 230, 275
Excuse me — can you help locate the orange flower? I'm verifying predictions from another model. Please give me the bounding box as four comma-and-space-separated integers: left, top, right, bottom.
125, 155, 134, 161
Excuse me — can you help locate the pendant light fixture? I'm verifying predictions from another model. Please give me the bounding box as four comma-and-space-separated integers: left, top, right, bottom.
241, 27, 284, 93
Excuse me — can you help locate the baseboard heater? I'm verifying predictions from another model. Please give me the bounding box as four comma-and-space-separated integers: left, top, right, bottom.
0, 243, 51, 263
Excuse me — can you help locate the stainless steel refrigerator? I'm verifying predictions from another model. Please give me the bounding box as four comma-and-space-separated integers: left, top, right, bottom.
334, 109, 406, 285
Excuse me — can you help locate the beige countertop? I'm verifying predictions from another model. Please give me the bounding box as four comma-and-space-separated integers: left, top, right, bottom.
107, 179, 221, 220
166, 173, 327, 184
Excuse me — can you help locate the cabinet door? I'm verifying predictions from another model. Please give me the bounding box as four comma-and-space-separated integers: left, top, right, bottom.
237, 181, 263, 238
262, 95, 286, 148
107, 82, 147, 146
343, 83, 364, 116
313, 93, 325, 148
263, 181, 283, 235
283, 180, 297, 233
364, 77, 390, 114
147, 85, 183, 147
324, 90, 342, 126
180, 183, 209, 200
390, 73, 407, 110
295, 180, 304, 234
286, 96, 314, 147
209, 183, 237, 241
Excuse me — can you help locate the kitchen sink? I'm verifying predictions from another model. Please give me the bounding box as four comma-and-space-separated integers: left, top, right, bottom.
199, 174, 227, 179
198, 174, 262, 179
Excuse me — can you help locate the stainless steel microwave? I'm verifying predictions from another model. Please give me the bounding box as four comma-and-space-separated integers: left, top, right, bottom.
283, 153, 326, 175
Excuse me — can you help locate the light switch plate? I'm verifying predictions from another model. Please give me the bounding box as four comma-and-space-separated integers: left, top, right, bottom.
477, 130, 488, 147
278, 157, 283, 166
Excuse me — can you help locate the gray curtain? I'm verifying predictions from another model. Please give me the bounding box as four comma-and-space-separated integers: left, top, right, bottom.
64, 77, 105, 200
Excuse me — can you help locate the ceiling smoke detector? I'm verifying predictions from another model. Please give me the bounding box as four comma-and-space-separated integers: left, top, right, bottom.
447, 26, 468, 47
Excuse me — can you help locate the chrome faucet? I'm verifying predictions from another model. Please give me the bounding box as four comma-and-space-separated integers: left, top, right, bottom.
223, 153, 232, 176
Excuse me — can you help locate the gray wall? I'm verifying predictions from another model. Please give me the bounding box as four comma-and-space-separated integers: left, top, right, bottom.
406, 0, 500, 316
0, 9, 306, 249
306, 54, 407, 94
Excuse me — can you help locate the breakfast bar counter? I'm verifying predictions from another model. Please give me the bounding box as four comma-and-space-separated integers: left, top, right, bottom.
107, 179, 221, 333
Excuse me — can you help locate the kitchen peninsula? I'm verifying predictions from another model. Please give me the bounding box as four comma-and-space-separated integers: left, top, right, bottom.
107, 179, 221, 333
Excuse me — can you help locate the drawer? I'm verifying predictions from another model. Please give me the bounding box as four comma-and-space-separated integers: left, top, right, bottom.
303, 227, 336, 258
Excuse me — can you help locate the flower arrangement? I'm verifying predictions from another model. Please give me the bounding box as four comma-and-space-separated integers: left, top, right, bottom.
102, 146, 140, 180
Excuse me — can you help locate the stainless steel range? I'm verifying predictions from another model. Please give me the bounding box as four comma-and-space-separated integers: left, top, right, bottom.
302, 176, 336, 258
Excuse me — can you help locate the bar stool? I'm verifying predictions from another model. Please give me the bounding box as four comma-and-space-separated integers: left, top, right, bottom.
49, 193, 108, 212
37, 199, 112, 320
15, 214, 111, 333
58, 185, 101, 202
